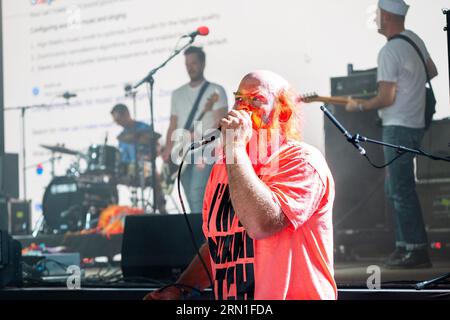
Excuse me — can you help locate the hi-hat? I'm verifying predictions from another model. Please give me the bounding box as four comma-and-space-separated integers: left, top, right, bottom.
40, 144, 83, 156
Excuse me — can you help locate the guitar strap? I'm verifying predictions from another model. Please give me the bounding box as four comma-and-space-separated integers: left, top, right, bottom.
183, 81, 210, 131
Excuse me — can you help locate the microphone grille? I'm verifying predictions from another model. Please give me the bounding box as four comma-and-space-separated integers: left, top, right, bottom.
197, 26, 209, 36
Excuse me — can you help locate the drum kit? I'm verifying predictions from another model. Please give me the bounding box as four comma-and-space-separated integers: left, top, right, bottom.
39, 129, 162, 234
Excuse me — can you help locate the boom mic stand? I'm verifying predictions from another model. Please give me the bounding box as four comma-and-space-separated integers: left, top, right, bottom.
320, 104, 450, 166
444, 9, 449, 94
133, 36, 196, 214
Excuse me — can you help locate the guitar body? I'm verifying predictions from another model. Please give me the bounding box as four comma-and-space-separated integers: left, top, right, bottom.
161, 91, 220, 195
161, 138, 189, 195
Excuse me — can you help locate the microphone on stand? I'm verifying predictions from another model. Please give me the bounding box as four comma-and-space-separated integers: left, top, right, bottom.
182, 26, 210, 38
124, 83, 132, 95
61, 92, 77, 100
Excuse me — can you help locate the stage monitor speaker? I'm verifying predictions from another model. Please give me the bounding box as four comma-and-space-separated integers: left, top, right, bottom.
0, 154, 19, 199
328, 68, 391, 230
416, 119, 450, 182
121, 214, 205, 281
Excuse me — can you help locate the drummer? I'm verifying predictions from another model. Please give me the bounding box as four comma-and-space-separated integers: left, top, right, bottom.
111, 104, 152, 162
111, 103, 167, 213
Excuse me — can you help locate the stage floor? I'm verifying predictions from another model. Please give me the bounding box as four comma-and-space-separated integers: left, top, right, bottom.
335, 258, 450, 288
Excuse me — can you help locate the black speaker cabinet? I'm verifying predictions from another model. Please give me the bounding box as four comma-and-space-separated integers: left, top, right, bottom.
0, 153, 19, 199
0, 197, 7, 232
417, 182, 450, 230
327, 69, 390, 231
324, 106, 390, 230
416, 119, 450, 182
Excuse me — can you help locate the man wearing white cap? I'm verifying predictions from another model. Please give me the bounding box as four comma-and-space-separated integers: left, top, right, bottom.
346, 0, 438, 268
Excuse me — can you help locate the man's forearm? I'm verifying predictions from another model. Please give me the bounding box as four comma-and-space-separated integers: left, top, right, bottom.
360, 95, 389, 111
226, 146, 286, 240
176, 243, 212, 291
164, 126, 176, 151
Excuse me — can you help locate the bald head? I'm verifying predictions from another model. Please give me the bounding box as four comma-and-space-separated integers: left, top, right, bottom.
233, 70, 301, 140
240, 70, 291, 96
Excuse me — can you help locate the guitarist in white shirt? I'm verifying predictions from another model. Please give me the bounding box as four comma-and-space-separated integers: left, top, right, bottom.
346, 0, 438, 269
162, 46, 228, 213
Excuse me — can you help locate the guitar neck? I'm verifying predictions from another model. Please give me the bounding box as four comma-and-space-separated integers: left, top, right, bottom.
311, 96, 351, 106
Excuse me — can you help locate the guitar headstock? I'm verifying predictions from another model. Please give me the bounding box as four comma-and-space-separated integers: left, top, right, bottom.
204, 90, 220, 112
299, 92, 320, 103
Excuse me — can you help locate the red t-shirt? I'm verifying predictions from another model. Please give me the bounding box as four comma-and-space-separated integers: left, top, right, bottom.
202, 140, 337, 300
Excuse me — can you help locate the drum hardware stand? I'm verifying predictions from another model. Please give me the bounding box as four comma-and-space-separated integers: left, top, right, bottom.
25, 154, 62, 178
84, 205, 96, 230
134, 35, 196, 214
130, 186, 139, 208
138, 156, 146, 209
32, 215, 45, 237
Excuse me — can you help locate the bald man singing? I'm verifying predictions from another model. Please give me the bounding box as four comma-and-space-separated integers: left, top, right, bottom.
145, 70, 337, 300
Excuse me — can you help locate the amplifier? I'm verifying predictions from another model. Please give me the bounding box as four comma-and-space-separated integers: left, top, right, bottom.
416, 119, 450, 182
0, 154, 19, 199
330, 67, 378, 98
328, 66, 388, 230
9, 200, 31, 235
417, 182, 450, 230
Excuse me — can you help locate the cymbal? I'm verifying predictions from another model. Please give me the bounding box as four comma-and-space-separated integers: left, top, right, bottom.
117, 129, 161, 145
40, 144, 82, 156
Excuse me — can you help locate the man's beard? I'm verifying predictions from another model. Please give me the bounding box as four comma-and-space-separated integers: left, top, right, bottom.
189, 72, 203, 82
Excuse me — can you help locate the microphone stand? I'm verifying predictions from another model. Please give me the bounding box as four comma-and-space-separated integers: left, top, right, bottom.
4, 99, 73, 200
125, 85, 138, 119
444, 9, 449, 90
133, 36, 196, 214
320, 104, 450, 165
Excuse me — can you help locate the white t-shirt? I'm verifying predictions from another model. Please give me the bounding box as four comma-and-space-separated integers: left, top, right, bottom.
171, 81, 228, 135
377, 30, 431, 128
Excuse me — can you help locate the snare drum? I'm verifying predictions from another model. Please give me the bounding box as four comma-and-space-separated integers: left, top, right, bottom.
117, 162, 153, 187
86, 145, 120, 175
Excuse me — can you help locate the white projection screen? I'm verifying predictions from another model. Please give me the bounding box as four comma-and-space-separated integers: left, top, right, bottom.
2, 0, 449, 223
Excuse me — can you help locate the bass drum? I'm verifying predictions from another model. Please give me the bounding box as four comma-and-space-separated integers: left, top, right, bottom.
42, 176, 118, 233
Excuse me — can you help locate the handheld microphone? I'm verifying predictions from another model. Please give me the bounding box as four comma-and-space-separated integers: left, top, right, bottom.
192, 109, 253, 149
182, 26, 209, 38
62, 92, 77, 99
191, 127, 221, 150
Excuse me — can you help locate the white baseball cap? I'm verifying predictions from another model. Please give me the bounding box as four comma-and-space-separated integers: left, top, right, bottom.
378, 0, 409, 16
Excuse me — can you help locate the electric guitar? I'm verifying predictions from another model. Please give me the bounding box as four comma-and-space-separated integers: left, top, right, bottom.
161, 91, 220, 195
300, 93, 366, 106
